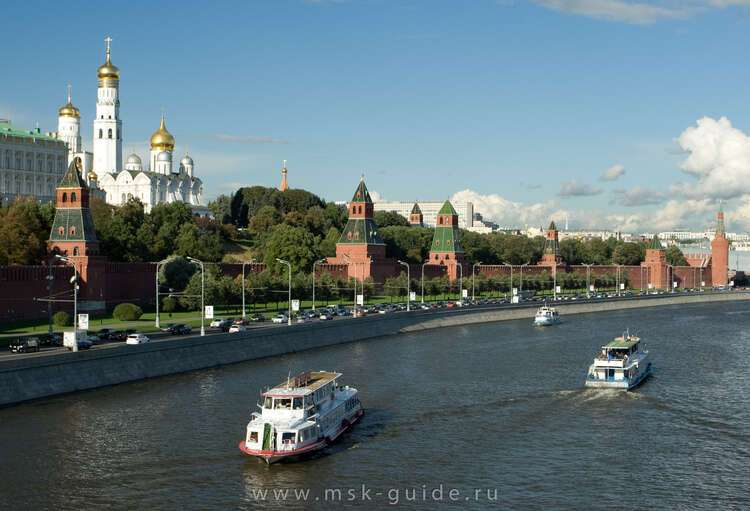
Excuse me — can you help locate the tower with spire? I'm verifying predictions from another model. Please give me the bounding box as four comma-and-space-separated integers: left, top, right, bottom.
57, 85, 81, 155
428, 200, 466, 280
93, 37, 122, 175
540, 221, 563, 265
409, 202, 423, 227
642, 233, 668, 289
711, 204, 729, 286
279, 160, 289, 191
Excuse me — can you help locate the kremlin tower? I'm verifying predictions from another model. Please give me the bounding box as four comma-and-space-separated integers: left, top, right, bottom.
428, 200, 466, 280
711, 205, 729, 286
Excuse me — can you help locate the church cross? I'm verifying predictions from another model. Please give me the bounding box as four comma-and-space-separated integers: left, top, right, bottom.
105, 36, 112, 55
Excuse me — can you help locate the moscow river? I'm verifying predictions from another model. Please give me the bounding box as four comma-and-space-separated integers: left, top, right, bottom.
0, 301, 748, 510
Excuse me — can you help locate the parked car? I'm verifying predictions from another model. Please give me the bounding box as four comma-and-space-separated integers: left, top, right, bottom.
297, 314, 312, 324
209, 318, 225, 328
169, 324, 192, 335
109, 330, 127, 342
126, 333, 150, 345
307, 309, 320, 318
228, 324, 246, 333
160, 323, 177, 332
38, 333, 62, 346
271, 314, 288, 324
97, 328, 118, 340
9, 338, 40, 353
86, 333, 103, 345
66, 339, 93, 350
233, 318, 251, 326
336, 308, 350, 317
319, 311, 335, 320
249, 313, 265, 322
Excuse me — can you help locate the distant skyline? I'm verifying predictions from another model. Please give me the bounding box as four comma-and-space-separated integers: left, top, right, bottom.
3, 0, 750, 232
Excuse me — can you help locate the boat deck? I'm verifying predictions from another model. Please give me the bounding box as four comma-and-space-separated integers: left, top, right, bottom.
269, 371, 340, 394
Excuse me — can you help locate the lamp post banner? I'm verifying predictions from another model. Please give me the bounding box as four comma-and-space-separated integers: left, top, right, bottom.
292, 300, 300, 312
78, 314, 89, 330
205, 305, 214, 319
357, 294, 364, 306
409, 291, 416, 301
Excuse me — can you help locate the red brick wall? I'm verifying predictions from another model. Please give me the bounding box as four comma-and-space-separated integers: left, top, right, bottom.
0, 265, 74, 322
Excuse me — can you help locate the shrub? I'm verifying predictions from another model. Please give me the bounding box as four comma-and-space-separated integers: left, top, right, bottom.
113, 303, 143, 321
52, 311, 72, 327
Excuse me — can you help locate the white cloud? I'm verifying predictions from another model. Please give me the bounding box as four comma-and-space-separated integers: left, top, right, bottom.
601, 164, 626, 181
557, 178, 602, 197
533, 0, 693, 24
673, 116, 750, 200
612, 186, 666, 206
369, 190, 384, 202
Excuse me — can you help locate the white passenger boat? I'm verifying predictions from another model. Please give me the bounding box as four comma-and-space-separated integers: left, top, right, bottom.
238, 370, 363, 464
585, 331, 652, 390
533, 304, 560, 326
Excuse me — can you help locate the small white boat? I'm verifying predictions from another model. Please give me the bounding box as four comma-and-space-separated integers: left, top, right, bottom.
533, 304, 560, 326
585, 331, 652, 390
239, 370, 363, 464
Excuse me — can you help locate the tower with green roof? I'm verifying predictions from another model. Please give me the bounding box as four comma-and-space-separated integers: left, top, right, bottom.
540, 221, 563, 265
428, 200, 466, 280
642, 233, 668, 289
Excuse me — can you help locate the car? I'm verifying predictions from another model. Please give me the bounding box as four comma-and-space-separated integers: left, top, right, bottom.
160, 323, 177, 332
66, 339, 93, 350
209, 318, 225, 328
38, 333, 62, 346
228, 324, 246, 333
271, 314, 288, 324
233, 318, 251, 326
97, 328, 118, 340
319, 311, 335, 320
9, 338, 40, 353
126, 333, 149, 345
249, 313, 265, 322
109, 330, 127, 342
355, 309, 365, 317
336, 308, 350, 317
86, 333, 103, 345
297, 315, 312, 324
307, 309, 320, 318
169, 324, 192, 335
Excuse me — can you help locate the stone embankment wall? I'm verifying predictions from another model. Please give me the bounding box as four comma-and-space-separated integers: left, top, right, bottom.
1, 292, 747, 407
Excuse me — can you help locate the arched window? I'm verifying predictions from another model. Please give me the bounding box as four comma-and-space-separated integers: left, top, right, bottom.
71, 192, 76, 203
73, 247, 79, 256
99, 129, 103, 139
354, 232, 359, 240
445, 254, 450, 260
62, 192, 67, 203
347, 232, 352, 239
108, 129, 112, 139
70, 226, 76, 235
439, 217, 444, 225
358, 205, 362, 214
121, 193, 126, 204
58, 227, 64, 235
434, 254, 439, 260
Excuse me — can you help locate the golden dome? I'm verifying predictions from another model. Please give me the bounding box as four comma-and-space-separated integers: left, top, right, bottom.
59, 101, 80, 119
88, 170, 98, 181
150, 114, 175, 151
97, 55, 120, 81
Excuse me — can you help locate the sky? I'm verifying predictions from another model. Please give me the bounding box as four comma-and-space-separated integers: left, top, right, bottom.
3, 0, 750, 233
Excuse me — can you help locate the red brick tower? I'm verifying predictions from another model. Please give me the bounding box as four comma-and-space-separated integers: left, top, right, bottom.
711, 205, 729, 286
642, 234, 667, 289
540, 221, 563, 265
409, 202, 423, 227
48, 157, 106, 311
328, 177, 387, 280
428, 200, 466, 280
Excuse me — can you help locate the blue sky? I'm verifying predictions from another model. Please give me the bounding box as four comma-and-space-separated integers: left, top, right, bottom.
3, 0, 750, 232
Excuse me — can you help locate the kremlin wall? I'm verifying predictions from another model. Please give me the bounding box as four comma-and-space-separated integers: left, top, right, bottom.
0, 162, 730, 323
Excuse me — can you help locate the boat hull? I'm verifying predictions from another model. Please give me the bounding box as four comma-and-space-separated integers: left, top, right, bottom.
585, 363, 652, 390
533, 318, 560, 326
239, 408, 364, 464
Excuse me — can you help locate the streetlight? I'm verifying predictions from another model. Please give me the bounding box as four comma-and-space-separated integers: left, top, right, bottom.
55, 254, 78, 352
241, 258, 256, 319
276, 258, 292, 325
342, 254, 356, 316
186, 257, 205, 336
312, 258, 326, 311
421, 260, 430, 303
666, 264, 673, 293
520, 262, 529, 295
472, 262, 482, 300
45, 265, 54, 335
583, 263, 593, 298
455, 261, 463, 303
617, 264, 624, 296
502, 263, 513, 300
397, 260, 410, 311
155, 257, 170, 328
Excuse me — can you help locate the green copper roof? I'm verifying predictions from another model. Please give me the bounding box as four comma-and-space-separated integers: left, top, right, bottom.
351, 178, 373, 204
0, 121, 62, 143
438, 200, 457, 216
411, 203, 422, 215
431, 225, 464, 253
58, 159, 88, 188
648, 234, 663, 250
603, 337, 640, 349
48, 208, 98, 242
337, 218, 384, 245
548, 220, 556, 230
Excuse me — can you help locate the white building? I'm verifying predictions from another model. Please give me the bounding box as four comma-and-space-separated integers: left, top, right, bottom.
0, 119, 67, 204
57, 38, 206, 214
373, 201, 474, 229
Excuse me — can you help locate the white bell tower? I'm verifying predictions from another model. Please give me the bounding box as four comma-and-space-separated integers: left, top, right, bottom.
93, 36, 122, 174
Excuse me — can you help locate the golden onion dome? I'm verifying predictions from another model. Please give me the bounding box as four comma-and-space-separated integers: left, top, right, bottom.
88, 170, 98, 181
97, 54, 120, 80
150, 114, 175, 151
58, 101, 81, 119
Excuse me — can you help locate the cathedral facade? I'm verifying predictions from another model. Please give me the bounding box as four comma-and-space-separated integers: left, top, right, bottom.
57, 38, 205, 214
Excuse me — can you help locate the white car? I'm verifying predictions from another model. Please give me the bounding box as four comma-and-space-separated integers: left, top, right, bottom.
271, 314, 288, 324
228, 324, 246, 333
297, 315, 311, 324
209, 318, 224, 328
126, 333, 149, 345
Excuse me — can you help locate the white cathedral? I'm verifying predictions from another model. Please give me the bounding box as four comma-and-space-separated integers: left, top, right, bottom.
56, 38, 205, 214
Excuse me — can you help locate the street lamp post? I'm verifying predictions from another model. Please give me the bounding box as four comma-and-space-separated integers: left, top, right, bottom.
55, 255, 78, 352
666, 264, 673, 293
472, 262, 482, 301
155, 258, 170, 328
421, 260, 430, 303
187, 257, 205, 336
312, 258, 326, 311
617, 265, 624, 296
276, 258, 292, 326
397, 260, 410, 311
502, 263, 513, 300
455, 262, 463, 302
46, 265, 54, 335
342, 254, 356, 316
241, 258, 256, 319
520, 262, 529, 294
583, 263, 593, 298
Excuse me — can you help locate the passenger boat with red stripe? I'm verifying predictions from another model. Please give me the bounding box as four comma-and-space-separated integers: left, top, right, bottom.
238, 370, 363, 464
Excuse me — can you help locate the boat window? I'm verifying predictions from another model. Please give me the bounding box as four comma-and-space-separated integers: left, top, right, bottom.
263, 397, 273, 409
293, 397, 303, 409
274, 398, 292, 409
249, 432, 258, 443
282, 432, 295, 444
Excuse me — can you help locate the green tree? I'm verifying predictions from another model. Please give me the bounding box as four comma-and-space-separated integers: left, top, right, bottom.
612, 242, 644, 266
319, 227, 341, 258
249, 205, 283, 235
374, 210, 409, 228
174, 223, 223, 262
559, 238, 584, 265
208, 194, 232, 224
262, 223, 319, 274
0, 197, 50, 265
159, 256, 197, 291
665, 246, 688, 266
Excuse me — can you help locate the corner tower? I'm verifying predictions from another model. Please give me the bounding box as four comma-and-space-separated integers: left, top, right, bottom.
409, 202, 423, 226
642, 234, 667, 289
540, 221, 563, 265
711, 205, 729, 286
429, 200, 466, 280
93, 37, 122, 175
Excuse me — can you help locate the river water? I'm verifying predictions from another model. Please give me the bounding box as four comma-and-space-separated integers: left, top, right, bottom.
1, 301, 748, 510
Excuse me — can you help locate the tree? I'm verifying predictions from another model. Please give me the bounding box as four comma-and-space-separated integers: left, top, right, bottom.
559, 239, 584, 265
159, 256, 197, 291
319, 227, 341, 258
460, 230, 494, 265
380, 226, 433, 263
665, 246, 688, 266
612, 242, 643, 266
0, 197, 50, 265
374, 210, 409, 228
249, 205, 282, 235
208, 194, 232, 224
174, 223, 223, 262
262, 224, 319, 274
